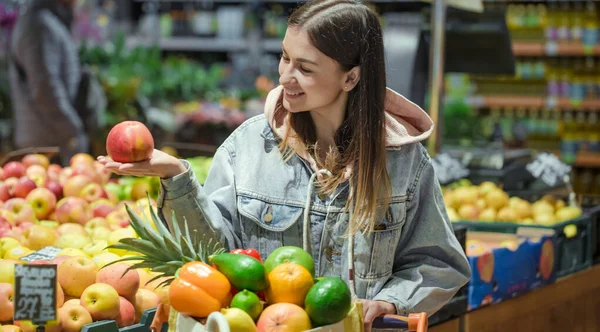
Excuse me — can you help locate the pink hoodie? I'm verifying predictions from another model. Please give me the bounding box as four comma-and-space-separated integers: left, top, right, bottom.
263, 85, 435, 179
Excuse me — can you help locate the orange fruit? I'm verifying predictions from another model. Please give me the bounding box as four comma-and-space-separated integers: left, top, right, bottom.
266, 263, 314, 307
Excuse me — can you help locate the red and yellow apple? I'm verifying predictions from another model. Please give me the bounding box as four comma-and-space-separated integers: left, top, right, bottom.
13, 177, 37, 199
96, 262, 140, 302
57, 223, 87, 237
0, 282, 14, 321
3, 198, 37, 224
54, 197, 92, 225
25, 165, 48, 187
57, 256, 99, 297
90, 199, 116, 218
22, 224, 56, 250
106, 121, 155, 163
256, 303, 312, 332
78, 183, 108, 203
63, 175, 93, 198
25, 188, 57, 220
70, 153, 95, 168
134, 288, 160, 322
22, 154, 50, 169
114, 296, 136, 327
3, 162, 25, 180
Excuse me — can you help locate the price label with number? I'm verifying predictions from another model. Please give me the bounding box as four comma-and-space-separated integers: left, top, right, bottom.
14, 264, 57, 324
526, 153, 571, 187
432, 153, 470, 185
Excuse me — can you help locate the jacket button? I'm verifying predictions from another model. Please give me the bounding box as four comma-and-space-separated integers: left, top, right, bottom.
264, 213, 273, 223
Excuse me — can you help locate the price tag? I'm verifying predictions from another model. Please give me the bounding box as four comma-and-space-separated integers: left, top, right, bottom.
432, 153, 470, 185
14, 264, 57, 324
20, 247, 62, 263
525, 153, 571, 187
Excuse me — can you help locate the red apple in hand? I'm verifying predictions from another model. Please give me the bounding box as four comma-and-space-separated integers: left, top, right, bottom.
3, 162, 25, 179
106, 121, 154, 163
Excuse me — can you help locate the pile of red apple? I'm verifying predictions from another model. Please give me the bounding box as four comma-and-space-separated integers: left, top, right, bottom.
0, 257, 166, 331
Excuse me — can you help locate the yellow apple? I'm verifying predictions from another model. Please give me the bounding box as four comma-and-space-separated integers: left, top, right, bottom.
54, 233, 91, 250
57, 248, 87, 257
134, 288, 160, 323
107, 228, 138, 256
80, 283, 121, 321
82, 240, 109, 257
58, 303, 93, 332
90, 227, 112, 242
0, 238, 20, 252
92, 252, 121, 268
4, 246, 32, 261
0, 260, 17, 284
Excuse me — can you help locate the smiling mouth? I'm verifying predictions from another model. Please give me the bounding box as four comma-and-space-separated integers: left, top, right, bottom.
284, 90, 305, 100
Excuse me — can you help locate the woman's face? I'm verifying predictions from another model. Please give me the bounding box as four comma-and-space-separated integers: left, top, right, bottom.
278, 28, 348, 114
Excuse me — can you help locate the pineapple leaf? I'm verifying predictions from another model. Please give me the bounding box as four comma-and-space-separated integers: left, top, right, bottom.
163, 235, 184, 261
157, 278, 174, 288
130, 261, 165, 270
166, 261, 184, 269
182, 217, 194, 251
124, 204, 151, 240
180, 235, 195, 260
146, 273, 169, 288
118, 238, 171, 261
147, 193, 175, 242
171, 209, 183, 244
182, 256, 195, 264
152, 264, 177, 273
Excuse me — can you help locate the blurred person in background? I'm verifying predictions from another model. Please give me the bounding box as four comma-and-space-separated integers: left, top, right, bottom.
8, 0, 89, 165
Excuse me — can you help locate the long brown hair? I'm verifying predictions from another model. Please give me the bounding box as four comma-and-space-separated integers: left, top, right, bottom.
279, 0, 391, 234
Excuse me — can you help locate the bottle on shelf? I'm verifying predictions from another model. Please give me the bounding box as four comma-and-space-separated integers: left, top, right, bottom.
559, 111, 578, 165
546, 3, 559, 42
587, 112, 600, 153
557, 3, 571, 42
583, 1, 599, 49
571, 2, 584, 43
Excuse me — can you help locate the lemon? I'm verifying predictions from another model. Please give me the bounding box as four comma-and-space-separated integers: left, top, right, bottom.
220, 308, 257, 332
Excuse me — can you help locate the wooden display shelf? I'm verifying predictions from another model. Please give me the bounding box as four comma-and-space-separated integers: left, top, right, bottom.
463, 264, 600, 332
512, 41, 600, 56
473, 95, 600, 112
574, 151, 600, 169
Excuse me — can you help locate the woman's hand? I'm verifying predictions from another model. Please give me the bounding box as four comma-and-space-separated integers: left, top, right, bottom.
97, 149, 186, 179
361, 300, 396, 332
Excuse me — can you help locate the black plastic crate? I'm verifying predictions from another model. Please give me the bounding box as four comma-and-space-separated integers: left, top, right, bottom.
81, 308, 168, 332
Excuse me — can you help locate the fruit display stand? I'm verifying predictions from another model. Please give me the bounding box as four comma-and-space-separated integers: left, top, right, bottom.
81, 308, 167, 332
455, 211, 594, 278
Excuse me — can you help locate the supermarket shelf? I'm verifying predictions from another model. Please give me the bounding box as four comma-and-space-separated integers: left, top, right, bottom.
470, 95, 600, 111
512, 41, 600, 57
575, 151, 600, 169
262, 39, 282, 52
126, 36, 249, 52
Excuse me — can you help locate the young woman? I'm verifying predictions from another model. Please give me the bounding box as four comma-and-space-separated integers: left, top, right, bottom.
99, 0, 470, 330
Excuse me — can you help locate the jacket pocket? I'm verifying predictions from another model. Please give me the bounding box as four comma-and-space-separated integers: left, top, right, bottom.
356, 200, 407, 281
237, 195, 304, 256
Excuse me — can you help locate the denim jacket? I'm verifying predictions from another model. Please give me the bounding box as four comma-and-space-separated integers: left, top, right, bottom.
156, 86, 470, 318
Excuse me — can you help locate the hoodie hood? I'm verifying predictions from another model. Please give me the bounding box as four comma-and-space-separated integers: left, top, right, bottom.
263, 85, 434, 178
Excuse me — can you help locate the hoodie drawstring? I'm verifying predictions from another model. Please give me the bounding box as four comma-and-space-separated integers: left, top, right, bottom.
302, 169, 357, 299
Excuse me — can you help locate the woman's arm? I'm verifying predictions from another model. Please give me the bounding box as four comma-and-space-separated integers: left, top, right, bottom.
158, 146, 241, 251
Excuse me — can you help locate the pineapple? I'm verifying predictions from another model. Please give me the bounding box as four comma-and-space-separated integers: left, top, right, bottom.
106, 195, 225, 288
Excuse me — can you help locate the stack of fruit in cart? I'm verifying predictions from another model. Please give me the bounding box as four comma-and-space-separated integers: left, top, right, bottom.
110, 204, 354, 332
443, 181, 582, 225
0, 151, 171, 330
